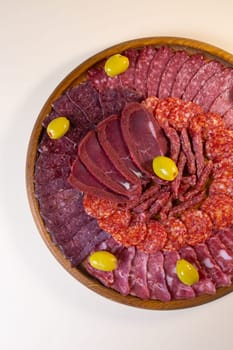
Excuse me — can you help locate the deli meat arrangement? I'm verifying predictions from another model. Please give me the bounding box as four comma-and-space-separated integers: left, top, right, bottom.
34, 44, 233, 302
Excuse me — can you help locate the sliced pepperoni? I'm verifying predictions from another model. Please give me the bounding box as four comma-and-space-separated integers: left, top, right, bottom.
154, 97, 182, 126
202, 194, 233, 229
141, 96, 159, 114
212, 157, 233, 179
205, 129, 233, 161
209, 177, 233, 200
189, 112, 225, 140
98, 209, 132, 235
168, 101, 203, 131
110, 219, 147, 247
163, 217, 187, 251
137, 220, 167, 253
181, 209, 212, 246
83, 194, 118, 219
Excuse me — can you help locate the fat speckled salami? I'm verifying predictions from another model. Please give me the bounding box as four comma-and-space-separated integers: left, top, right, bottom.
119, 48, 139, 89
134, 46, 155, 97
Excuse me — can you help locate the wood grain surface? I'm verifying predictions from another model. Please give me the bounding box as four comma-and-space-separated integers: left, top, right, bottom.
26, 36, 233, 310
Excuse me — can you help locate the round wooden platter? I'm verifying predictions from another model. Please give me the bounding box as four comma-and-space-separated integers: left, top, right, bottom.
26, 36, 233, 310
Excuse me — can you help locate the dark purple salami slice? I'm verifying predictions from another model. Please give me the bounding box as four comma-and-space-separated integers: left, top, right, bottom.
210, 87, 233, 115
129, 249, 150, 299
193, 67, 233, 112
147, 46, 174, 97
119, 48, 139, 89
158, 50, 189, 99
179, 246, 216, 295
86, 65, 107, 92
194, 243, 231, 287
171, 54, 205, 98
147, 252, 171, 301
134, 46, 155, 97
183, 60, 223, 101
207, 236, 233, 277
163, 251, 195, 300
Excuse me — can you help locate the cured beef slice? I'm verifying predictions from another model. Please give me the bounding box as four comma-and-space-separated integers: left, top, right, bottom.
163, 251, 195, 299
193, 67, 233, 112
134, 46, 156, 97
78, 130, 139, 198
171, 54, 205, 98
206, 236, 233, 277
129, 249, 150, 299
147, 252, 171, 301
35, 177, 72, 200
210, 88, 233, 115
97, 115, 143, 185
158, 50, 189, 99
121, 102, 168, 177
183, 60, 223, 101
38, 132, 77, 156
119, 48, 139, 89
147, 46, 174, 97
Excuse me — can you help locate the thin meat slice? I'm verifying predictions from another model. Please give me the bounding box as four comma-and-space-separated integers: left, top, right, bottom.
193, 67, 233, 112
180, 128, 196, 175
158, 50, 189, 98
192, 132, 205, 177
147, 252, 171, 301
147, 46, 174, 97
120, 48, 139, 89
218, 228, 233, 253
179, 246, 216, 295
171, 151, 186, 198
87, 65, 108, 92
163, 251, 195, 300
194, 243, 231, 287
210, 88, 233, 116
134, 46, 156, 97
171, 54, 205, 98
38, 132, 77, 156
206, 236, 233, 277
162, 125, 180, 162
121, 102, 168, 177
183, 60, 223, 101
223, 108, 233, 129
129, 249, 150, 299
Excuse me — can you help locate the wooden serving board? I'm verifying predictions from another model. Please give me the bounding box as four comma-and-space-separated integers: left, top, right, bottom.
26, 37, 233, 310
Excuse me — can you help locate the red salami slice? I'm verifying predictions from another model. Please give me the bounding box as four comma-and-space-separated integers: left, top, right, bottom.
141, 96, 159, 114
180, 128, 196, 175
168, 101, 203, 131
158, 50, 189, 98
205, 129, 233, 161
137, 221, 167, 253
181, 209, 212, 245
207, 236, 233, 277
147, 252, 171, 301
109, 218, 147, 247
119, 48, 139, 89
147, 46, 174, 97
189, 112, 225, 140
129, 250, 150, 299
202, 194, 233, 229
212, 157, 233, 180
209, 177, 233, 200
98, 209, 132, 236
154, 97, 182, 126
210, 87, 233, 116
163, 217, 187, 251
134, 46, 156, 97
83, 194, 117, 219
223, 108, 233, 129
183, 60, 223, 101
171, 54, 205, 98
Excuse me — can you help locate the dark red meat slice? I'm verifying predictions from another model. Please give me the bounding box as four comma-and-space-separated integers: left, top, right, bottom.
158, 50, 189, 98
38, 132, 77, 156
210, 87, 233, 115
119, 48, 139, 89
121, 102, 168, 176
209, 177, 233, 200
162, 125, 180, 162
183, 60, 223, 101
217, 228, 233, 253
171, 54, 205, 98
194, 243, 231, 287
113, 246, 136, 296
169, 191, 206, 216
147, 46, 174, 97
171, 151, 186, 198
147, 252, 171, 301
134, 46, 155, 97
163, 251, 195, 299
193, 67, 233, 112
86, 65, 107, 92
180, 128, 196, 175
207, 236, 233, 277
147, 192, 170, 218
129, 249, 150, 299
202, 194, 233, 230
78, 130, 139, 198
97, 115, 143, 185
179, 246, 216, 295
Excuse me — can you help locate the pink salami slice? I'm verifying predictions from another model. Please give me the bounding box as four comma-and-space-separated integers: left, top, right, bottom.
194, 243, 231, 287
217, 228, 233, 253
206, 236, 233, 277
158, 50, 189, 98
134, 46, 156, 97
86, 65, 107, 92
163, 251, 195, 299
147, 252, 171, 301
129, 249, 150, 299
113, 246, 135, 296
210, 87, 233, 115
171, 54, 205, 98
119, 48, 139, 89
147, 46, 174, 97
193, 67, 233, 112
183, 60, 223, 101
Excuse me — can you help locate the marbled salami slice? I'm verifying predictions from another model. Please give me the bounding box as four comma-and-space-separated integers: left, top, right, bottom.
202, 194, 233, 229
158, 50, 189, 98
129, 249, 150, 299
147, 46, 174, 97
194, 243, 231, 287
207, 236, 233, 277
147, 252, 171, 301
86, 65, 107, 92
181, 209, 212, 245
171, 54, 205, 98
137, 221, 167, 253
209, 177, 233, 200
134, 46, 155, 97
217, 228, 233, 253
163, 217, 187, 251
119, 48, 139, 89
210, 87, 233, 116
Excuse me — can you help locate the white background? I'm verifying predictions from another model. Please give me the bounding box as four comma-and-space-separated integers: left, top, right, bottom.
1, 1, 233, 349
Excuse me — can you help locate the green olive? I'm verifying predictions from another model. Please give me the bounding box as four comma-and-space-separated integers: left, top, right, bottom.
47, 117, 70, 139
104, 54, 129, 77
89, 251, 118, 271
152, 156, 178, 181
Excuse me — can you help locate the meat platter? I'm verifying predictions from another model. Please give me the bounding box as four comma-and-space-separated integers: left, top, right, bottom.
26, 37, 233, 309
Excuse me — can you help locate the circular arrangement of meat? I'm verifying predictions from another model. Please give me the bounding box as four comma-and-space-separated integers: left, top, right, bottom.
34, 45, 233, 302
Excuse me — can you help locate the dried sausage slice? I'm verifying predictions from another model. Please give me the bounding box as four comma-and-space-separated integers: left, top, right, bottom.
202, 194, 233, 230
181, 209, 212, 245
134, 46, 156, 97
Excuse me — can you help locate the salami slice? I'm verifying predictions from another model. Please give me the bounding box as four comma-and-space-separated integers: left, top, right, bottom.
137, 221, 167, 253
97, 209, 132, 236
171, 151, 186, 198
163, 217, 187, 251
212, 158, 233, 180
180, 128, 196, 175
134, 46, 156, 97
209, 177, 233, 200
189, 112, 225, 140
202, 194, 233, 229
205, 129, 233, 161
217, 228, 233, 253
109, 219, 147, 247
38, 132, 77, 156
119, 48, 139, 89
141, 96, 159, 114
87, 65, 107, 92
83, 194, 118, 219
223, 108, 233, 129
168, 101, 203, 131
207, 236, 233, 277
181, 209, 212, 245
210, 87, 233, 116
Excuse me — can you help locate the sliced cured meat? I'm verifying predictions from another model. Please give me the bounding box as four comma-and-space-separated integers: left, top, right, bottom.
163, 217, 187, 251
105, 75, 120, 90
35, 177, 72, 200
86, 65, 107, 92
154, 97, 182, 127
180, 128, 196, 175
209, 177, 233, 200
181, 209, 212, 245
207, 236, 233, 277
97, 209, 131, 237
193, 67, 233, 112
38, 132, 77, 156
119, 48, 139, 89
210, 87, 233, 115
217, 228, 233, 253
147, 46, 174, 97
147, 192, 170, 218
163, 251, 195, 300
169, 191, 206, 216
113, 246, 135, 296
78, 130, 139, 198
97, 115, 143, 185
129, 249, 150, 299
134, 46, 155, 97
223, 108, 233, 129
158, 50, 189, 98
168, 101, 203, 131
83, 194, 118, 219
191, 132, 205, 177
121, 102, 168, 176
171, 54, 205, 98
179, 245, 216, 296
141, 96, 159, 114
183, 60, 223, 101
162, 125, 180, 162
147, 252, 171, 301
108, 219, 147, 247
137, 221, 167, 253
39, 188, 82, 214
202, 194, 233, 230
194, 243, 231, 287
171, 151, 186, 198
68, 158, 129, 203
189, 112, 225, 140
212, 157, 233, 180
